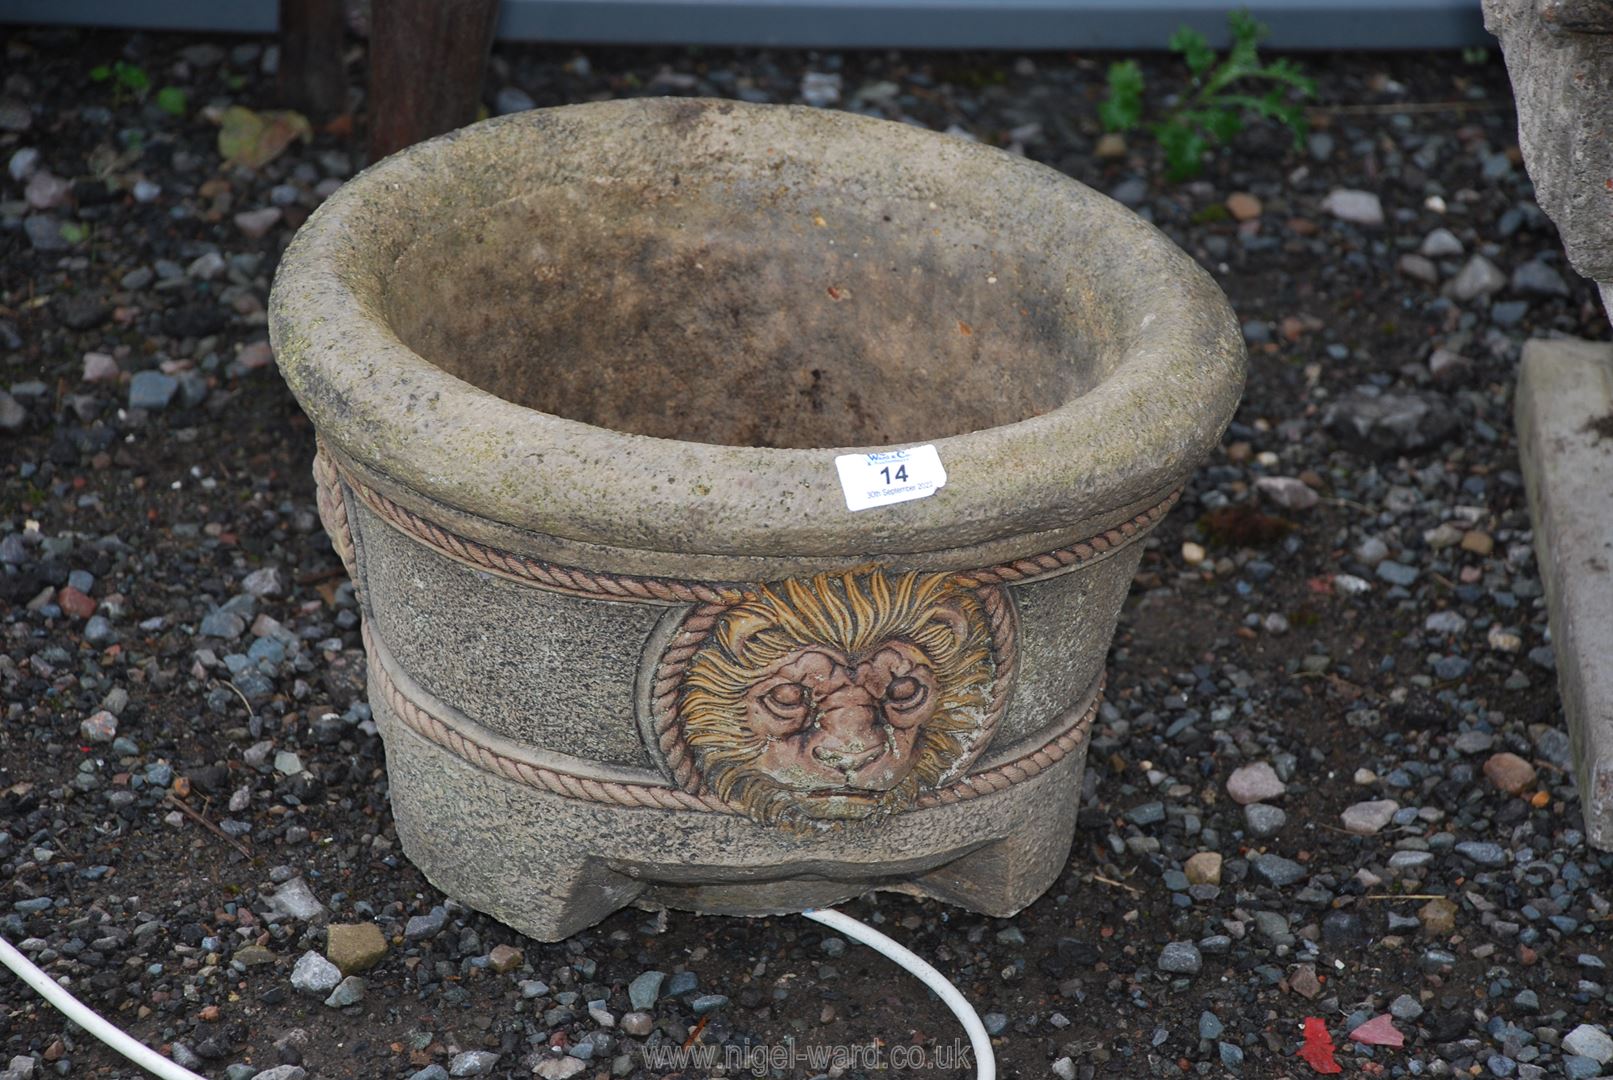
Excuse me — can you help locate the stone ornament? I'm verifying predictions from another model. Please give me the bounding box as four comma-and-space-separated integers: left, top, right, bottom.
272, 99, 1245, 939
652, 570, 1017, 828
1485, 0, 1613, 297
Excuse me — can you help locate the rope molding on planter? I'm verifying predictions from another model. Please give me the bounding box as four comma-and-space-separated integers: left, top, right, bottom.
311, 446, 358, 584
919, 676, 1100, 807
363, 618, 1102, 815
364, 620, 733, 813
920, 670, 1100, 808
314, 446, 1182, 603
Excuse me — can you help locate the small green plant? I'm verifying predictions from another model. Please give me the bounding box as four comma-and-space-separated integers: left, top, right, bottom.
1100, 10, 1316, 181
155, 86, 188, 116
89, 60, 150, 100
89, 60, 188, 116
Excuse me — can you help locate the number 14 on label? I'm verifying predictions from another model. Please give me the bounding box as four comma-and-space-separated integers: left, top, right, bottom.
833, 444, 947, 512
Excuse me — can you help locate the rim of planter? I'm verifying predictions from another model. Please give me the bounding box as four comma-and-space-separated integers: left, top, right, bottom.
269, 98, 1244, 568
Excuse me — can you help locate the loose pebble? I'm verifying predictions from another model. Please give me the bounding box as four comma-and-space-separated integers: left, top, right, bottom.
1227, 762, 1287, 805
1341, 799, 1398, 835
1322, 188, 1384, 226
1483, 751, 1537, 794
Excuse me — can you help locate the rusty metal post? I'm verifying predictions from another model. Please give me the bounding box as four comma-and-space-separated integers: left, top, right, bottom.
279, 0, 347, 119
367, 0, 501, 162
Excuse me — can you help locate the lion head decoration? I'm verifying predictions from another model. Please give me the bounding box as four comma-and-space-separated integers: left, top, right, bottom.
663, 569, 1013, 829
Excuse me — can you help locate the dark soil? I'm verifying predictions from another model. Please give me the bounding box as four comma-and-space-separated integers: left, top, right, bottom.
2, 26, 1610, 1080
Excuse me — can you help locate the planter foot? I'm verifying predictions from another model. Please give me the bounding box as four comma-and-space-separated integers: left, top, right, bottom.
378, 701, 651, 941
493, 860, 649, 944
405, 836, 649, 944
902, 814, 1077, 917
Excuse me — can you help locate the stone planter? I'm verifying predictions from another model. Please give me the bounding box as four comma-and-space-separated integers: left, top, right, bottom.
269, 98, 1244, 941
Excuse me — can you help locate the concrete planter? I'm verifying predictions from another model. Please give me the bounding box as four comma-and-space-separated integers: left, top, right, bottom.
269, 98, 1244, 940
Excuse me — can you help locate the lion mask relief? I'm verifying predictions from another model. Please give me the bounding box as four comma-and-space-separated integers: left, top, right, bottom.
675, 570, 1003, 828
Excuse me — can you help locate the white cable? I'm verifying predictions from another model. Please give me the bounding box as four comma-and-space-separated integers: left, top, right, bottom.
803, 907, 996, 1080
4, 910, 992, 1080
0, 934, 206, 1080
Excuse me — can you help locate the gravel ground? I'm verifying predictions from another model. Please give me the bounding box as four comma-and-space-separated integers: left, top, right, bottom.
3, 25, 1613, 1080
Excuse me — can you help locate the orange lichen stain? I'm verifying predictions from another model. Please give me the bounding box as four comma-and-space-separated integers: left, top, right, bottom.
957, 321, 973, 335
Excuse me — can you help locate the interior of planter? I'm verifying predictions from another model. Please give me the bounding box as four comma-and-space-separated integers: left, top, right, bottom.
381, 175, 1112, 449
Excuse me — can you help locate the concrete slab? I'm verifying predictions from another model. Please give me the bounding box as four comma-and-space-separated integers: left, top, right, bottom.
1517, 338, 1613, 850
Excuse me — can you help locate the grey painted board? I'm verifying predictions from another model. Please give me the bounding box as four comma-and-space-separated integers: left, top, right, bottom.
501, 0, 1489, 48
0, 0, 278, 33
3, 0, 1489, 49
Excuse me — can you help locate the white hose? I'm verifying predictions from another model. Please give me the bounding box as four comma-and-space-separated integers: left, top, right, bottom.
803, 907, 996, 1080
0, 934, 206, 1080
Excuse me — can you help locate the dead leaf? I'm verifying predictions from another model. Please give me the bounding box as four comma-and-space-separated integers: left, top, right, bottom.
218, 106, 312, 169
1326, 674, 1365, 702
1298, 1017, 1342, 1074
87, 141, 142, 185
